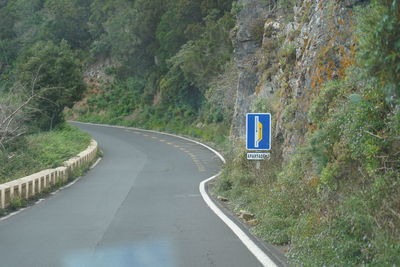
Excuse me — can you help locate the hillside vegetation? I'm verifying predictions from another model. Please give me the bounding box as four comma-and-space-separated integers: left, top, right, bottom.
1, 1, 90, 184
68, 0, 236, 143
215, 0, 400, 266
0, 125, 91, 183
1, 0, 399, 265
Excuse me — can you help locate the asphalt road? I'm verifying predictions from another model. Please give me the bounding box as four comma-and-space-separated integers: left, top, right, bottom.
0, 122, 266, 267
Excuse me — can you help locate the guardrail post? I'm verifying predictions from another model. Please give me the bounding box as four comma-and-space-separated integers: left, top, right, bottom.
9, 186, 14, 200
0, 188, 4, 209
26, 182, 29, 199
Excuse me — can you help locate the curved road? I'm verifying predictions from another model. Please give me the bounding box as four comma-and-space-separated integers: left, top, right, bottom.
0, 123, 273, 267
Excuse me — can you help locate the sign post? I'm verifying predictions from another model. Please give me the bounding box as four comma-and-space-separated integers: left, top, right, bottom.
246, 113, 271, 169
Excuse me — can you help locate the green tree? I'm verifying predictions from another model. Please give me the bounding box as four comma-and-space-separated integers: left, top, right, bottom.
155, 8, 189, 72
170, 10, 234, 89
100, 5, 151, 77
17, 40, 85, 130
40, 0, 92, 49
0, 5, 18, 74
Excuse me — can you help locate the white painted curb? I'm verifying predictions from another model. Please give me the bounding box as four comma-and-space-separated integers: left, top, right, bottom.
71, 121, 278, 267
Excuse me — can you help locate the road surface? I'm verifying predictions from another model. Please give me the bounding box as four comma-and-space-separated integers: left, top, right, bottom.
0, 122, 278, 267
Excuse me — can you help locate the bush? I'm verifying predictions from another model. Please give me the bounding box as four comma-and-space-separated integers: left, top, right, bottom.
357, 0, 400, 103
8, 196, 28, 211
16, 40, 85, 130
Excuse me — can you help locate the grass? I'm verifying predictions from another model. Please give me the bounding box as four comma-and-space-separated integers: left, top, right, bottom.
212, 76, 400, 266
214, 141, 400, 266
0, 124, 91, 183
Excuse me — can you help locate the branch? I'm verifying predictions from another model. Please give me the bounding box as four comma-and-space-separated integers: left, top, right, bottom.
364, 130, 384, 140
388, 207, 400, 221
31, 65, 42, 95
0, 93, 35, 126
0, 65, 44, 127
0, 85, 60, 127
0, 130, 25, 147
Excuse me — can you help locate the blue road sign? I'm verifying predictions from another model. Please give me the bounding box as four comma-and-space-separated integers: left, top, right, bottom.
246, 113, 271, 150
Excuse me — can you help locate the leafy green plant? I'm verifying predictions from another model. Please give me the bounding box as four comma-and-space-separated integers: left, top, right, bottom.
357, 0, 400, 104
8, 196, 28, 211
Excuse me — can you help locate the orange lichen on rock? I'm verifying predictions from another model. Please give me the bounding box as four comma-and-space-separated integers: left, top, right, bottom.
255, 85, 262, 94
311, 39, 356, 90
337, 44, 356, 78
311, 60, 336, 91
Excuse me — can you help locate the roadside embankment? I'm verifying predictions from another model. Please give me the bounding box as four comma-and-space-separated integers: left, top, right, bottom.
0, 140, 98, 210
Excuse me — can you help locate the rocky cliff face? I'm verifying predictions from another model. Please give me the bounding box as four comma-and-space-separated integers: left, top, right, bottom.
231, 0, 362, 160
231, 0, 268, 138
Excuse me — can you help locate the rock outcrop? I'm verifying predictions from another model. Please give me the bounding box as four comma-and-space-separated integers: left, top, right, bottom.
231, 0, 269, 138
231, 0, 361, 160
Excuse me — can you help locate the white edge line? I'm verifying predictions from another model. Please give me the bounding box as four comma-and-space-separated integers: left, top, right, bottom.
90, 157, 102, 169
0, 208, 27, 221
200, 174, 277, 267
70, 121, 277, 267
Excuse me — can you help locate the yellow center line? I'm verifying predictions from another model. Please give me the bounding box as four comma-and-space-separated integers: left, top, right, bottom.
132, 131, 205, 172
170, 143, 205, 172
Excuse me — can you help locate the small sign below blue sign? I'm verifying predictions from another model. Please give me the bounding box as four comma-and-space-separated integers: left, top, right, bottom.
246, 113, 271, 151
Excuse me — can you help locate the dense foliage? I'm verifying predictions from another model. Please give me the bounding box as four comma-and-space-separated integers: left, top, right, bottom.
0, 0, 232, 131
0, 0, 88, 132
17, 40, 85, 130
216, 0, 400, 266
60, 0, 236, 139
0, 0, 235, 154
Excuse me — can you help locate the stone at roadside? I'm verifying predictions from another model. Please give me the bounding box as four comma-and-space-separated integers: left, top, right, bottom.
239, 210, 255, 221
217, 196, 228, 202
